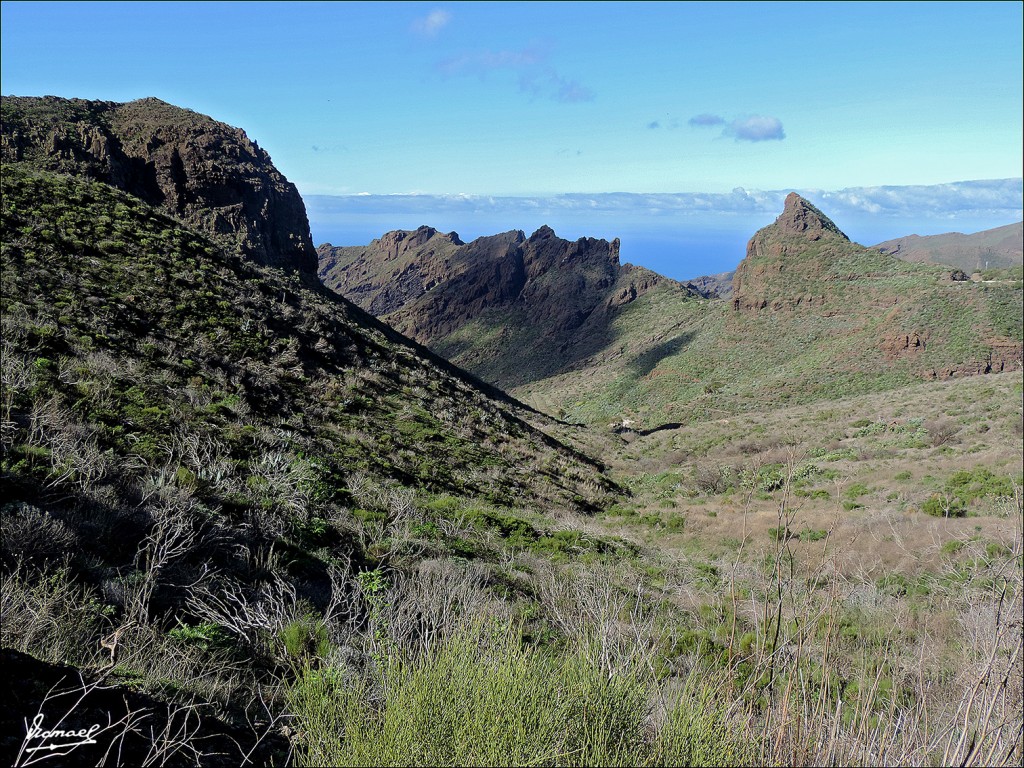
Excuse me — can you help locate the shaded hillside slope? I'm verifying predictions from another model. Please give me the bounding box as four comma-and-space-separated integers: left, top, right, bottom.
1, 164, 616, 528
874, 221, 1023, 272
1, 95, 317, 275
319, 225, 700, 388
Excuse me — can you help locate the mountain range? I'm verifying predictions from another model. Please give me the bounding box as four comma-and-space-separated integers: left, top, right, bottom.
1, 95, 1021, 767
319, 193, 1022, 429
319, 225, 698, 389
873, 221, 1023, 273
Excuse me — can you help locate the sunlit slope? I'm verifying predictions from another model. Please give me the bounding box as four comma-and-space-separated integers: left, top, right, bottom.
515, 194, 1022, 428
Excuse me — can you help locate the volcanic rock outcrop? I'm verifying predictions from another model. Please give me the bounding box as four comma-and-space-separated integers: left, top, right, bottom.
319, 225, 697, 387
731, 193, 854, 312
1, 95, 317, 274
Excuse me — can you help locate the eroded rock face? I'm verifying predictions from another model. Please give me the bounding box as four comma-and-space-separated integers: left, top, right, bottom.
731, 193, 851, 311
928, 341, 1024, 378
319, 226, 469, 315
318, 224, 697, 387
1, 96, 317, 274
319, 224, 667, 343
881, 332, 928, 360
772, 192, 848, 241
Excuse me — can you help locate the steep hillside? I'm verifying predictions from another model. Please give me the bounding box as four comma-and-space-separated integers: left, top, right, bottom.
0, 164, 625, 762
1, 95, 317, 275
0, 166, 616, 514
874, 221, 1023, 272
319, 225, 700, 388
0, 101, 628, 764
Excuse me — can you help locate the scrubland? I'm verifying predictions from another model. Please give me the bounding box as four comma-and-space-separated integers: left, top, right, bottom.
1, 156, 1020, 766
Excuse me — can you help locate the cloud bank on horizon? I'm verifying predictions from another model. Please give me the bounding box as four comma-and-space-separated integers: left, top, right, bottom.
306, 178, 1023, 223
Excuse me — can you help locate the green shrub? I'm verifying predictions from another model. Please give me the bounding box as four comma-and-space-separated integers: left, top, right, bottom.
940, 539, 966, 555
799, 528, 828, 542
844, 482, 870, 500
921, 494, 966, 518
280, 613, 332, 665
655, 675, 753, 766
287, 624, 750, 767
288, 626, 647, 766
756, 464, 786, 492
854, 421, 888, 437
791, 462, 821, 483
168, 620, 232, 652
945, 468, 1015, 505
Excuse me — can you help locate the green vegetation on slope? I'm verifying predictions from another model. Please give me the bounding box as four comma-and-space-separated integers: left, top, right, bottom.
2, 100, 1021, 768
518, 210, 1022, 429
0, 163, 628, 764
1, 164, 614, 513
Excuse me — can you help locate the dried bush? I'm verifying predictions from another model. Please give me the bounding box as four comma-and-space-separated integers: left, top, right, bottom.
0, 502, 77, 566
693, 462, 734, 495
378, 559, 505, 658
925, 417, 960, 447
0, 562, 106, 667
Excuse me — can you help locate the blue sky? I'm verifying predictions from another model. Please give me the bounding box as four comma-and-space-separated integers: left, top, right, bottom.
2, 1, 1022, 278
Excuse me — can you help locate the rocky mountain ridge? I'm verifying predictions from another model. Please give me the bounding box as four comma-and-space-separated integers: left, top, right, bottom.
1, 95, 317, 275
732, 192, 854, 311
319, 194, 1020, 428
319, 224, 698, 388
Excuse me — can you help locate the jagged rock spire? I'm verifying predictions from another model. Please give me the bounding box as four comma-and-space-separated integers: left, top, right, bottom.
774, 192, 849, 241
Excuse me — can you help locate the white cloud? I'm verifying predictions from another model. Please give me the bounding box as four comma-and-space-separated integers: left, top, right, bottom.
412, 9, 452, 37
727, 115, 785, 142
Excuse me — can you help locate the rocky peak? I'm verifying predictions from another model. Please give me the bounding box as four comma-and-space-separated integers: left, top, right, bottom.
319, 223, 692, 387
521, 226, 622, 280
774, 192, 849, 242
375, 226, 464, 260
528, 225, 557, 241
1, 95, 317, 275
731, 194, 853, 311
